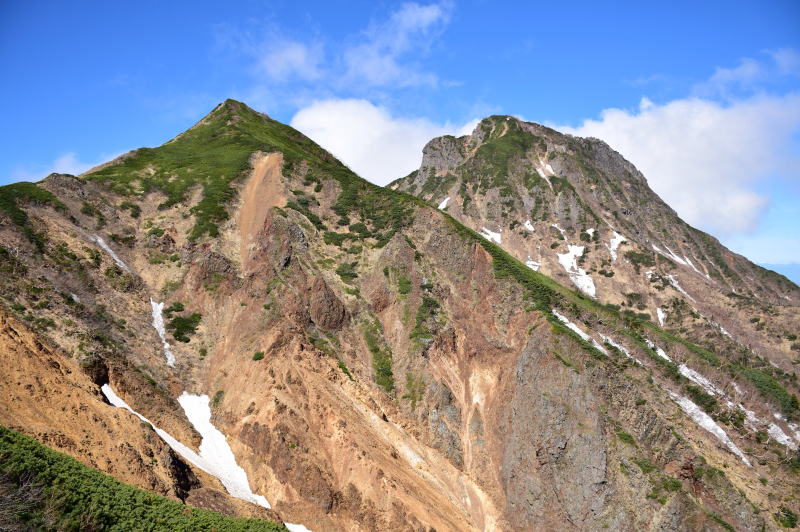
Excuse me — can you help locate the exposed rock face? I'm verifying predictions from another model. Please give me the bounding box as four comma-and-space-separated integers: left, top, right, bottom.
0, 100, 797, 531
308, 277, 348, 330
393, 115, 800, 370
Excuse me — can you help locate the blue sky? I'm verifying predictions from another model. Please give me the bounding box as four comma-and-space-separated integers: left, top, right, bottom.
2, 1, 799, 281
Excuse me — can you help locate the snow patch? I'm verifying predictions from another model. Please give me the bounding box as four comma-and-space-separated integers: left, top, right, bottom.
479, 227, 502, 244
552, 310, 608, 354
437, 197, 450, 210
102, 385, 273, 509
551, 223, 566, 239
653, 244, 705, 277
605, 232, 626, 261
70, 293, 80, 303
586, 228, 595, 237
668, 391, 751, 466
600, 334, 641, 364
683, 256, 703, 276
716, 324, 734, 339
656, 308, 666, 327
285, 525, 314, 532
653, 244, 689, 267
178, 393, 272, 508
150, 299, 176, 367
557, 245, 596, 297
666, 274, 695, 301
525, 256, 541, 271
679, 364, 723, 396
644, 338, 672, 362
92, 235, 131, 273
789, 422, 800, 445
524, 220, 535, 231
767, 423, 798, 450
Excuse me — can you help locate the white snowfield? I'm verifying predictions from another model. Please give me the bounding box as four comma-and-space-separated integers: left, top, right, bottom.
525, 256, 541, 271
585, 228, 595, 237
92, 235, 131, 273
557, 245, 596, 298
100, 384, 320, 532
656, 308, 666, 327
535, 159, 555, 190
683, 256, 704, 276
599, 334, 641, 364
285, 525, 314, 532
649, 344, 800, 451
668, 391, 751, 466
101, 385, 314, 530
551, 310, 608, 354
679, 364, 723, 396
524, 220, 535, 231
149, 299, 176, 367
644, 338, 672, 362
102, 385, 270, 508
177, 393, 272, 508
652, 244, 705, 277
479, 227, 502, 244
437, 197, 450, 210
715, 323, 734, 339
605, 231, 626, 261
666, 274, 695, 302
767, 422, 798, 450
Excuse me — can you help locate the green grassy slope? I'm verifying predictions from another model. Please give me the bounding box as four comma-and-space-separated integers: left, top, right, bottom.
0, 425, 286, 532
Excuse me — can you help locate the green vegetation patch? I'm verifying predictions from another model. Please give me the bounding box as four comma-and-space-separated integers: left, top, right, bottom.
0, 182, 66, 251
631, 457, 658, 474
364, 321, 394, 392
167, 312, 202, 342
410, 295, 441, 343
616, 430, 637, 447
685, 385, 717, 414
623, 250, 656, 274
337, 360, 354, 381
0, 425, 285, 531
775, 507, 798, 529
737, 366, 799, 418
402, 373, 425, 410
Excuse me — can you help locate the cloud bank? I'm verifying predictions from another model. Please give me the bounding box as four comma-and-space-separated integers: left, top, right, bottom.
291, 98, 476, 185
561, 94, 800, 235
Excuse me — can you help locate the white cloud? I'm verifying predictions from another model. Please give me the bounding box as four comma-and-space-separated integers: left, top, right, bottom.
290, 98, 475, 185
229, 2, 453, 95
560, 94, 800, 235
341, 1, 452, 88
695, 58, 764, 96
771, 48, 800, 76
258, 41, 323, 82
693, 49, 800, 98
12, 151, 125, 182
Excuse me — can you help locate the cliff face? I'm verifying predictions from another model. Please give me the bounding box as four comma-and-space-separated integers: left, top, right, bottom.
0, 101, 798, 531
392, 116, 800, 369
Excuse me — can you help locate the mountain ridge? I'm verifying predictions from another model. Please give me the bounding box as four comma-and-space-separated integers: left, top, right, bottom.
0, 100, 798, 531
